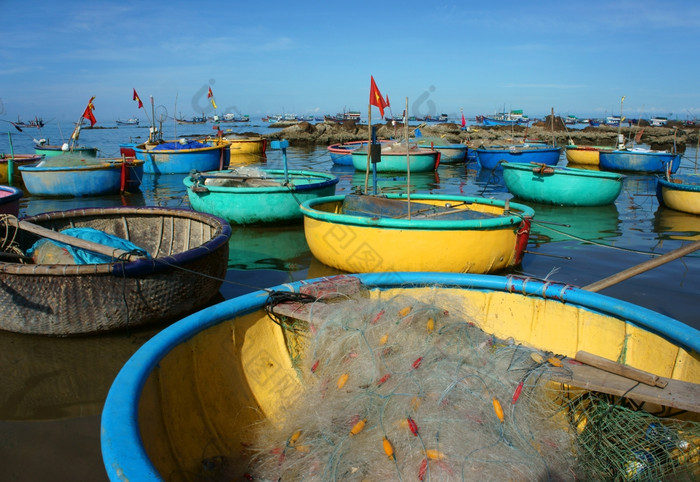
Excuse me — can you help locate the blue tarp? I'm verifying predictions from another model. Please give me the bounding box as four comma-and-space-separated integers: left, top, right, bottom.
152, 140, 206, 151
27, 227, 151, 264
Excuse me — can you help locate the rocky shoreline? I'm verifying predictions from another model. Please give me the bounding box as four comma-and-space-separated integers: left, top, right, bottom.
265, 118, 699, 152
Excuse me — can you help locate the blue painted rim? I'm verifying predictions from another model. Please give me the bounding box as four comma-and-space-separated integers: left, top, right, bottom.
300, 194, 534, 229
184, 169, 339, 194
501, 162, 625, 180
657, 175, 700, 193
100, 272, 700, 481
0, 185, 23, 203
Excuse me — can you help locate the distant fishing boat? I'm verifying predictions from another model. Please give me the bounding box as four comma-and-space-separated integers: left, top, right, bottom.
133, 139, 224, 174
15, 116, 44, 128
649, 116, 668, 127
480, 109, 529, 126
184, 167, 338, 225
301, 193, 533, 273
502, 162, 624, 206
0, 185, 22, 216
19, 157, 143, 197
564, 145, 615, 166
656, 173, 700, 215
474, 144, 561, 170
116, 118, 139, 126
598, 148, 681, 174
175, 114, 206, 125
351, 142, 440, 172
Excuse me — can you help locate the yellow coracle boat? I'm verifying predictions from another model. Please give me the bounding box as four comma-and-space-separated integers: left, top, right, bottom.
564, 145, 614, 166
101, 273, 700, 481
299, 193, 534, 274
207, 134, 267, 166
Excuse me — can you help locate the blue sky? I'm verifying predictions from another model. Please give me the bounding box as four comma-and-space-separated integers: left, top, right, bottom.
2, 0, 700, 122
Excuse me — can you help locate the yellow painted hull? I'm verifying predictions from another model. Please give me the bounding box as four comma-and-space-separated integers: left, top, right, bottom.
301, 196, 532, 273
0, 155, 43, 184
660, 185, 700, 215
565, 146, 611, 166
109, 276, 700, 480
226, 137, 266, 155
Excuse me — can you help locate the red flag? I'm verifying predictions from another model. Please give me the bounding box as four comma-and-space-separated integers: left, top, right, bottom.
133, 89, 143, 109
207, 87, 213, 98
82, 96, 96, 127
369, 76, 387, 118
461, 112, 466, 128
385, 95, 390, 107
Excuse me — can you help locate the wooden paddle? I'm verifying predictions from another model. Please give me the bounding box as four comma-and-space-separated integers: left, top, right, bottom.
583, 239, 700, 292
18, 220, 147, 262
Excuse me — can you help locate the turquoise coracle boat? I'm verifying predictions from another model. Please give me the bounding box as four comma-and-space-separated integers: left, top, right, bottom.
502, 162, 625, 206
475, 145, 561, 170
351, 144, 439, 172
184, 168, 339, 224
134, 140, 225, 174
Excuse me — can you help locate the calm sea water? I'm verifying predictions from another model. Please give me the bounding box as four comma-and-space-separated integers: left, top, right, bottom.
1, 120, 699, 481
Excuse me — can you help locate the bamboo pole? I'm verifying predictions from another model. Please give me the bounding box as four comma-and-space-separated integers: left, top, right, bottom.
405, 97, 411, 219
364, 104, 371, 194
18, 220, 148, 262
583, 240, 700, 292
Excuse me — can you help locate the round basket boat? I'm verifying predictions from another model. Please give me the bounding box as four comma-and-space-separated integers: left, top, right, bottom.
0, 206, 231, 336
100, 273, 700, 481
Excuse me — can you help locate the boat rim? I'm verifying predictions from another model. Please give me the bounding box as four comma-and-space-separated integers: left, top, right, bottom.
18, 159, 144, 172
0, 206, 231, 277
501, 162, 625, 180
657, 175, 700, 192
300, 193, 534, 229
184, 169, 339, 193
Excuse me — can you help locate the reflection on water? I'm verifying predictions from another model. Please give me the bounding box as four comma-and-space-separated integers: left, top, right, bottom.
228, 225, 309, 270
0, 327, 160, 421
653, 206, 700, 241
528, 203, 621, 245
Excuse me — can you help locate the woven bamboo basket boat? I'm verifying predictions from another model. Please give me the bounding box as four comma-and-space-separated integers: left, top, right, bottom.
0, 206, 231, 336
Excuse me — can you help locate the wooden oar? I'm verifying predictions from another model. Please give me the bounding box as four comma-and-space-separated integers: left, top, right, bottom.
18, 220, 147, 262
583, 240, 700, 292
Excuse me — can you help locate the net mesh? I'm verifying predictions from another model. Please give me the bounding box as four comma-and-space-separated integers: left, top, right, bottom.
241, 290, 700, 481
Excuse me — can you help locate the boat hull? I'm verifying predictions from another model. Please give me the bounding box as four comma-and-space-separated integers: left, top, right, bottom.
100, 272, 700, 481
0, 207, 231, 335
351, 149, 439, 172
418, 143, 468, 164
134, 142, 225, 174
0, 185, 23, 216
328, 141, 368, 166
656, 174, 700, 215
502, 162, 624, 206
0, 154, 44, 184
19, 160, 143, 196
300, 194, 533, 273
184, 169, 339, 224
599, 150, 681, 173
475, 146, 561, 170
564, 145, 614, 166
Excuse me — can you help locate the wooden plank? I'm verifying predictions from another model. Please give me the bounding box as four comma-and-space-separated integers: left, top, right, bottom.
270, 301, 700, 413
18, 220, 147, 262
575, 350, 667, 388
550, 358, 700, 413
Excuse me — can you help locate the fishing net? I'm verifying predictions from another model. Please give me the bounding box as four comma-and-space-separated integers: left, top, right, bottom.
32, 154, 107, 167
242, 289, 700, 481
